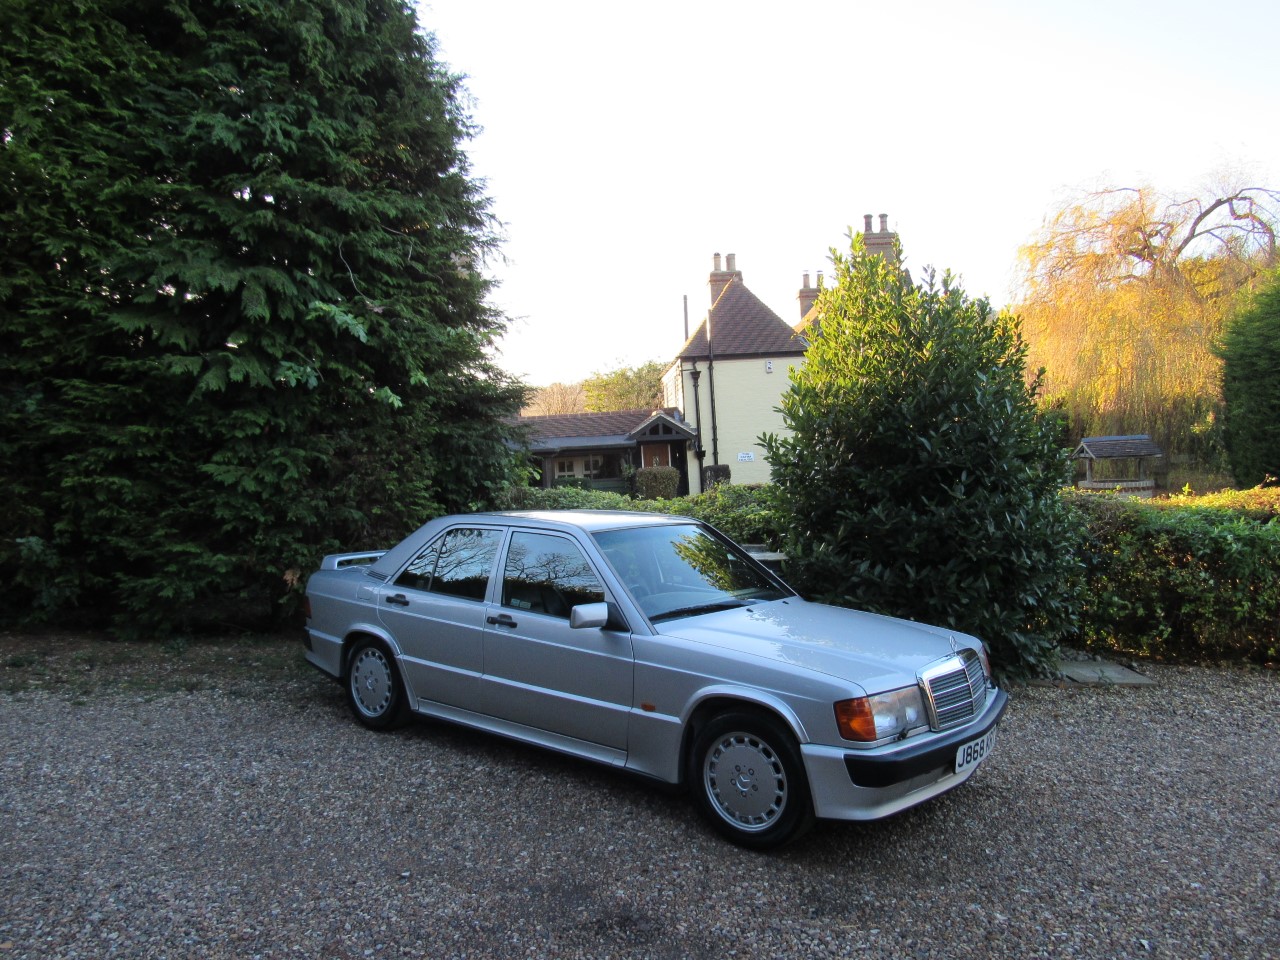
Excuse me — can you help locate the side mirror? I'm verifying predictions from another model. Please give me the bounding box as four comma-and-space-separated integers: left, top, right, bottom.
569, 602, 609, 629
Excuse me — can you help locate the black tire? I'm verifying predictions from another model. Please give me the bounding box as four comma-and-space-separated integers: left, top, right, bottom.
345, 637, 409, 730
688, 710, 815, 850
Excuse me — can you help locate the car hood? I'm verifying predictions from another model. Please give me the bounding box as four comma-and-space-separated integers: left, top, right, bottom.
654, 598, 978, 693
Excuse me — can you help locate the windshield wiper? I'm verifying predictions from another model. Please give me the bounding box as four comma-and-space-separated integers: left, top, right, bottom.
649, 599, 753, 623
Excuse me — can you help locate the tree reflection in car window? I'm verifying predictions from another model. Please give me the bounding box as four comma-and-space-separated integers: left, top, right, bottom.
594, 524, 788, 619
671, 533, 743, 592
395, 528, 501, 601
502, 532, 604, 618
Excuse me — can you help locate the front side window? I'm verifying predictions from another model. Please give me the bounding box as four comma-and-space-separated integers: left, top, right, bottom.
502, 532, 604, 619
395, 527, 502, 601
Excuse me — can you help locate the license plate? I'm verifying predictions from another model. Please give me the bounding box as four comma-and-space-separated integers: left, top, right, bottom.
955, 728, 997, 774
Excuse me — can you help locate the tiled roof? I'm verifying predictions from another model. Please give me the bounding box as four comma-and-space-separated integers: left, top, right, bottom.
1073, 435, 1165, 459
677, 277, 807, 360
517, 408, 683, 452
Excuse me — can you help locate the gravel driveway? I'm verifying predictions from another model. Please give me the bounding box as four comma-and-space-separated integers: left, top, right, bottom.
1, 639, 1276, 960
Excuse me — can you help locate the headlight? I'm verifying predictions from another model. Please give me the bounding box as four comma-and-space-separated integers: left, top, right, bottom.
834, 687, 928, 742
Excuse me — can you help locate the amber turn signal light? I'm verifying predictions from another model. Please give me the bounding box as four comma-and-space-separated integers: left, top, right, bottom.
833, 698, 878, 742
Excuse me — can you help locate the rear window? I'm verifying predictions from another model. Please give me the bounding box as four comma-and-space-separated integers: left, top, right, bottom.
395, 527, 502, 601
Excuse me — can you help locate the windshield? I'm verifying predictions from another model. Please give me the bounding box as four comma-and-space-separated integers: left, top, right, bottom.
593, 523, 791, 622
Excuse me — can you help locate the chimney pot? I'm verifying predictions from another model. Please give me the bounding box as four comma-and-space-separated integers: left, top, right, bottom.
879, 213, 888, 232
726, 253, 737, 273
797, 270, 820, 318
863, 214, 873, 233
713, 252, 722, 271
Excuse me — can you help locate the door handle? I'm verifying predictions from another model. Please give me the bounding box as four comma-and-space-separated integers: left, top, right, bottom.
486, 613, 517, 628
385, 594, 410, 607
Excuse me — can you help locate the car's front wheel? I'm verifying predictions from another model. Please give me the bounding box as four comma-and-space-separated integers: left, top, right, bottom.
689, 711, 814, 849
346, 637, 409, 730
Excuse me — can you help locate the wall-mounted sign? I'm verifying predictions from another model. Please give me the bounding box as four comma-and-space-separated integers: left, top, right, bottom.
737, 452, 755, 462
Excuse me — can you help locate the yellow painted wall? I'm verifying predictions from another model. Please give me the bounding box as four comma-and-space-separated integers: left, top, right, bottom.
666, 356, 803, 492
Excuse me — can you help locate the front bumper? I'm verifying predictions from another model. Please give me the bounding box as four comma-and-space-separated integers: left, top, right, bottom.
801, 687, 1008, 821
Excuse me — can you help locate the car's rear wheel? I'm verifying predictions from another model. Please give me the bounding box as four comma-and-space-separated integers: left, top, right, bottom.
346, 637, 408, 730
689, 711, 814, 849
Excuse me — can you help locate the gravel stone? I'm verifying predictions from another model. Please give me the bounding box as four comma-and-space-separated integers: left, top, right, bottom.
1, 648, 1276, 959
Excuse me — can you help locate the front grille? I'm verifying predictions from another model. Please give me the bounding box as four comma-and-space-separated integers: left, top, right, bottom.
920, 650, 989, 731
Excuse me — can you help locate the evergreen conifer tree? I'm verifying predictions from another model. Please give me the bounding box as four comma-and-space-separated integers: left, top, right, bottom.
0, 0, 526, 630
1218, 274, 1280, 487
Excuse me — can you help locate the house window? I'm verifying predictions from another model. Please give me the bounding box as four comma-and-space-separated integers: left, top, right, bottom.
584, 457, 603, 479
556, 459, 575, 478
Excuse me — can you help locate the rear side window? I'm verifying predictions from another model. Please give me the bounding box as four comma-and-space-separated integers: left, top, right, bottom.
395, 527, 502, 601
502, 532, 604, 619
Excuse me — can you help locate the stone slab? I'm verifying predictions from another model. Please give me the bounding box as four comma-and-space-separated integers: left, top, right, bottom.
1058, 659, 1155, 686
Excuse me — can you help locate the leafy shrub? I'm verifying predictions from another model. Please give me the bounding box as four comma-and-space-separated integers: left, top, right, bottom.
1071, 491, 1280, 663
494, 486, 635, 512
763, 237, 1081, 678
668, 484, 787, 546
1159, 484, 1280, 521
701, 464, 731, 489
496, 481, 784, 547
635, 466, 680, 501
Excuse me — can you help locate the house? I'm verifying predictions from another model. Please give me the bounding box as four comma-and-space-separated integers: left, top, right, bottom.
661, 254, 806, 492
517, 408, 696, 494
662, 215, 899, 493
514, 216, 900, 497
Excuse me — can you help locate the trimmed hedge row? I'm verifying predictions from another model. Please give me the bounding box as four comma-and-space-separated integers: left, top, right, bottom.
494, 483, 786, 547
1068, 491, 1280, 664
493, 485, 635, 512
496, 483, 1280, 665
634, 466, 680, 501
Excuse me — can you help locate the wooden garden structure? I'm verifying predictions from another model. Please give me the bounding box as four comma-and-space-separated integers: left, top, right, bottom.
1072, 434, 1165, 497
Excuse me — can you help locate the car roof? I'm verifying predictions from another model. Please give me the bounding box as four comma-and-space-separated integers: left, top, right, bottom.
369, 510, 699, 578
483, 509, 696, 533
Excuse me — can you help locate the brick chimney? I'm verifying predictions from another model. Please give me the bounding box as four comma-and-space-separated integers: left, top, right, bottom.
863, 212, 898, 261
797, 270, 820, 318
708, 252, 741, 304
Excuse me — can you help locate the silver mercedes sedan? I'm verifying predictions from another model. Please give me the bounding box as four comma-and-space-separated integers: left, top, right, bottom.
303, 510, 1007, 848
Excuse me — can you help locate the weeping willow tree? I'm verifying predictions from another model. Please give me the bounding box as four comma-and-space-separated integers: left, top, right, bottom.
1017, 184, 1278, 462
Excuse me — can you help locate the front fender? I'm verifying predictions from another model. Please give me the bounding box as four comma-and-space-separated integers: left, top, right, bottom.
683, 683, 811, 744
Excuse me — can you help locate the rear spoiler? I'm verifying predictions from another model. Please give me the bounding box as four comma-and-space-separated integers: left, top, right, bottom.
320, 551, 387, 571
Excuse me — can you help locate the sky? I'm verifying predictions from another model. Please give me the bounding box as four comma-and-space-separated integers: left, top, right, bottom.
416, 0, 1280, 387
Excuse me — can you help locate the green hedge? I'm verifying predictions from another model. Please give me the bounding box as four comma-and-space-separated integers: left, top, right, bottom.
634, 466, 679, 501
493, 485, 636, 512
493, 483, 785, 545
496, 482, 1280, 666
662, 483, 787, 547
1070, 490, 1280, 663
